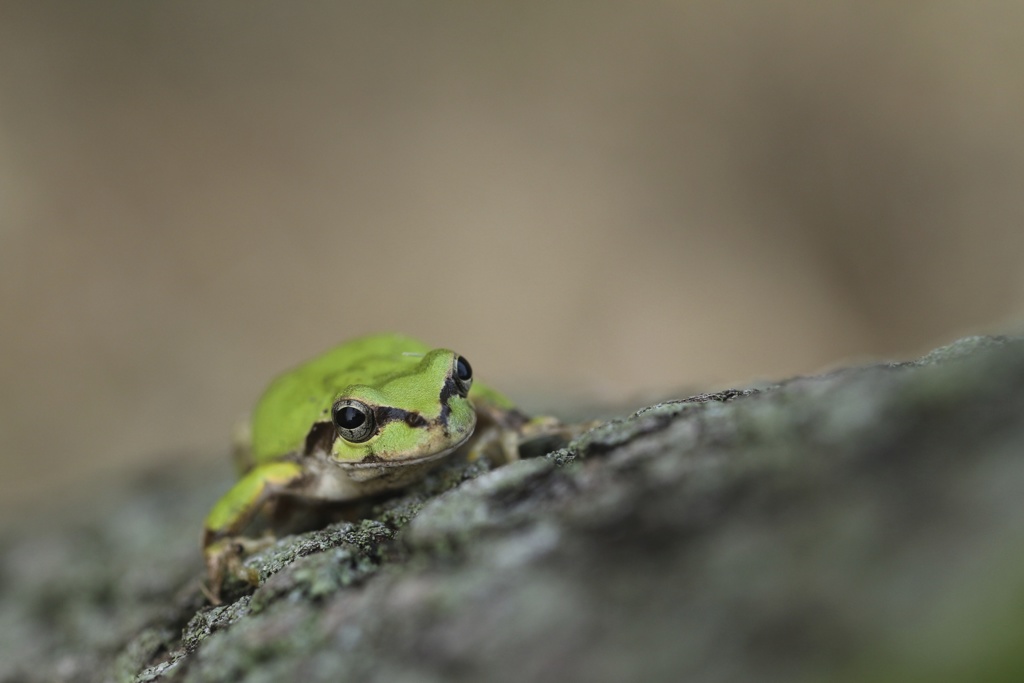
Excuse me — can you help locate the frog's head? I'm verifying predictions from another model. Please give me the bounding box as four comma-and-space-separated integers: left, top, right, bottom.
326, 348, 476, 470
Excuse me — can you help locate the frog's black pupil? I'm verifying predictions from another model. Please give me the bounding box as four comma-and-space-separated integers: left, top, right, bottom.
456, 356, 472, 381
336, 406, 366, 429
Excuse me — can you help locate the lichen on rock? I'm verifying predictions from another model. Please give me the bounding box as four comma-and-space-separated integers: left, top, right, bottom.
3, 336, 1024, 683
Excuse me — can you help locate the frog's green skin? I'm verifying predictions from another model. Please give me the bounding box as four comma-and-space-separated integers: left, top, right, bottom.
202, 333, 534, 598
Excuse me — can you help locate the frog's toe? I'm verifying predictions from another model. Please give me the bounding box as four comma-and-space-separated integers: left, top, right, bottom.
517, 417, 600, 458
203, 538, 235, 604
203, 536, 273, 603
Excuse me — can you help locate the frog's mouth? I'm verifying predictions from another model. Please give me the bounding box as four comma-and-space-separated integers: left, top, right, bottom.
336, 430, 473, 469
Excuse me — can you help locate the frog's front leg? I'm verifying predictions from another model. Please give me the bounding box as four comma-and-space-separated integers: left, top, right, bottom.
470, 389, 582, 464
202, 460, 306, 602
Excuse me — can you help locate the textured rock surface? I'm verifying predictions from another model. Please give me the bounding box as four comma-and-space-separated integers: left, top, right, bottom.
2, 336, 1024, 682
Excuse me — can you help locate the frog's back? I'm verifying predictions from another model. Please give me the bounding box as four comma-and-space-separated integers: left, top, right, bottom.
249, 333, 432, 462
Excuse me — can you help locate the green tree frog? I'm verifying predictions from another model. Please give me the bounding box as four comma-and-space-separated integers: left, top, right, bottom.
203, 333, 560, 600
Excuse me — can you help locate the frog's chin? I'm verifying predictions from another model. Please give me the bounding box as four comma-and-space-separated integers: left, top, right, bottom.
334, 431, 472, 470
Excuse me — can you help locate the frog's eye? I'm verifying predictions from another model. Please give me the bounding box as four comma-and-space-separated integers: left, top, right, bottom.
332, 399, 376, 443
454, 355, 473, 397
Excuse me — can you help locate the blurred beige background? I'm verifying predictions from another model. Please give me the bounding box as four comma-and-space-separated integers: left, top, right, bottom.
2, 3, 1023, 525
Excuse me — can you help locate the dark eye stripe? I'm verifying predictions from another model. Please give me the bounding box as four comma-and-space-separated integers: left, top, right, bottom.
303, 421, 335, 455
375, 406, 428, 429
438, 377, 459, 405
437, 378, 462, 430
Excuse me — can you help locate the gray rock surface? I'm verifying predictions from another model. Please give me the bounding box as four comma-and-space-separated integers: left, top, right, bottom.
2, 336, 1024, 682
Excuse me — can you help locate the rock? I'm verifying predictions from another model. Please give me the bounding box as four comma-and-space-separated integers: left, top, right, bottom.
3, 336, 1024, 683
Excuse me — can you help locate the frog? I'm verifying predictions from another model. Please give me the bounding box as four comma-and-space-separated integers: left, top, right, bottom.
202, 333, 563, 601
